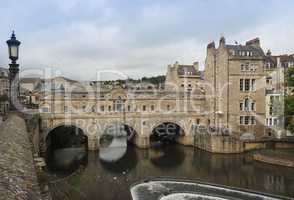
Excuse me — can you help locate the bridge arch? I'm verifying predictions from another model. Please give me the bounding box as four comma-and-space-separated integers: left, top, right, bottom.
45, 124, 88, 151
101, 122, 138, 145
150, 121, 186, 145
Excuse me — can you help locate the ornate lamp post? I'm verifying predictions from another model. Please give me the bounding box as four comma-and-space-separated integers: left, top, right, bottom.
6, 31, 21, 110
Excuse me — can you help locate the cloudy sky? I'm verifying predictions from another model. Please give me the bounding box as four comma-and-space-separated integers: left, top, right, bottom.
0, 0, 293, 80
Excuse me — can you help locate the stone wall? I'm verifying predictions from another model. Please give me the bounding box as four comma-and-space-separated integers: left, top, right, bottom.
0, 114, 42, 200
194, 134, 243, 153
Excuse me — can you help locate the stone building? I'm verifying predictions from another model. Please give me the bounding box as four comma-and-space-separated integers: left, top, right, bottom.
0, 67, 9, 115
204, 37, 266, 139
264, 51, 294, 137
165, 61, 202, 92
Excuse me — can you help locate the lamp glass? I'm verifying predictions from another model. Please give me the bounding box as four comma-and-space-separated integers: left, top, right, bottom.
9, 45, 19, 59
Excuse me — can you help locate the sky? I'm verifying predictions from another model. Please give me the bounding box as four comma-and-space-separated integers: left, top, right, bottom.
0, 0, 293, 80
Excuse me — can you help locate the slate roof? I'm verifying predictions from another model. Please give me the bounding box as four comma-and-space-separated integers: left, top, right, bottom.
177, 65, 199, 76
226, 45, 265, 57
265, 54, 294, 68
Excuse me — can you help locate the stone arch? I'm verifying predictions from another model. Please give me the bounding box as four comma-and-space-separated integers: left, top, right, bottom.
45, 121, 89, 139
150, 120, 187, 136
150, 121, 186, 145
101, 122, 138, 144
45, 123, 88, 151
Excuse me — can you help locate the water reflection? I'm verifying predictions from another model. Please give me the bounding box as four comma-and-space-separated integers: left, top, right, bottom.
100, 146, 138, 174
47, 145, 294, 200
46, 147, 88, 176
150, 145, 185, 169
45, 125, 88, 176
99, 136, 127, 162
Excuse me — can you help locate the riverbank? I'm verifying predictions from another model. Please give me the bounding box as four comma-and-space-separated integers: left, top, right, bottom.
254, 149, 294, 168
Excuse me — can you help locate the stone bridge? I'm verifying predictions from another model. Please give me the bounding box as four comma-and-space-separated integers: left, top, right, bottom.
40, 111, 205, 150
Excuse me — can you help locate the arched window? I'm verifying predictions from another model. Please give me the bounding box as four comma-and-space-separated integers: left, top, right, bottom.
241, 97, 255, 112
244, 98, 250, 111
114, 96, 124, 112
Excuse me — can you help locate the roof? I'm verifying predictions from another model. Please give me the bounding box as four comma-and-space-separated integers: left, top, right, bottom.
226, 44, 265, 57
177, 65, 199, 76
265, 54, 294, 68
20, 77, 41, 83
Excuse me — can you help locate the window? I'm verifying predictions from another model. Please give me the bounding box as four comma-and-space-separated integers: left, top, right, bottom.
151, 105, 155, 111
167, 105, 170, 111
42, 107, 49, 113
108, 105, 111, 112
273, 118, 278, 126
245, 63, 249, 71
269, 118, 272, 126
250, 64, 255, 71
64, 106, 68, 112
82, 105, 86, 112
251, 79, 255, 91
244, 116, 250, 125
266, 62, 271, 68
142, 105, 146, 111
196, 119, 200, 124
241, 116, 255, 125
251, 102, 255, 111
251, 116, 256, 125
240, 102, 243, 111
270, 96, 274, 104
240, 79, 244, 91
269, 106, 273, 115
100, 105, 104, 112
240, 116, 244, 125
241, 64, 245, 71
244, 98, 250, 111
128, 105, 131, 112
245, 79, 250, 91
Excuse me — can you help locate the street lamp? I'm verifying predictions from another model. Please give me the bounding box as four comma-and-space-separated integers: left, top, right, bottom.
7, 31, 21, 110
7, 31, 21, 63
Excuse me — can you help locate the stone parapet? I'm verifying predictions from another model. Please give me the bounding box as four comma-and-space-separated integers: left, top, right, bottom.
0, 114, 42, 200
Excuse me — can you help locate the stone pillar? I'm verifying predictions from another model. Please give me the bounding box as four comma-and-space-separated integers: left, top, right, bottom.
177, 135, 194, 146
135, 136, 150, 149
88, 135, 99, 151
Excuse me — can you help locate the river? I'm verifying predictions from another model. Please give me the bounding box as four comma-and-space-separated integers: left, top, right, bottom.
45, 145, 294, 200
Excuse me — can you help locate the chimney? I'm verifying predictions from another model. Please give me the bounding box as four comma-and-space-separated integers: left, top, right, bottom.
207, 41, 215, 49
193, 62, 199, 71
219, 36, 226, 47
266, 50, 272, 56
246, 38, 260, 47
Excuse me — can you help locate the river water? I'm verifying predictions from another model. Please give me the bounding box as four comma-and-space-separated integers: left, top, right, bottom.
46, 145, 294, 200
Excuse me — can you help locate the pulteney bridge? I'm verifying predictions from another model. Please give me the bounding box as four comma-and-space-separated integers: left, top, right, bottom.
40, 111, 205, 150
38, 75, 208, 151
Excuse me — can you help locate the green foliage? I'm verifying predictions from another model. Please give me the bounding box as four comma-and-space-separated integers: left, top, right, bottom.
141, 75, 165, 85
285, 95, 294, 116
286, 68, 294, 87
285, 95, 294, 133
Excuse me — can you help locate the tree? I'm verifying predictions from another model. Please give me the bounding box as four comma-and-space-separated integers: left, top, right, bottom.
285, 95, 294, 133
286, 68, 294, 87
